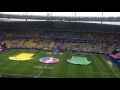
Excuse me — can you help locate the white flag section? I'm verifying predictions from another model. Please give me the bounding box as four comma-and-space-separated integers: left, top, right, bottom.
39, 57, 59, 64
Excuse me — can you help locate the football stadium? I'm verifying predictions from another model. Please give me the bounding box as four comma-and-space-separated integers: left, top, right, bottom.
0, 12, 120, 78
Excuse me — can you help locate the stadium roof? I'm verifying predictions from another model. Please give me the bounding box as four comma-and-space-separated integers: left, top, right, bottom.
1, 12, 120, 17
1, 12, 120, 25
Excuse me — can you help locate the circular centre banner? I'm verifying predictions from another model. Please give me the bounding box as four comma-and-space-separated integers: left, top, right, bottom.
39, 57, 59, 64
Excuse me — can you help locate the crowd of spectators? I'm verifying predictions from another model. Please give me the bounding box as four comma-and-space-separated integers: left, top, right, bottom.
0, 29, 120, 54
1, 30, 120, 42
0, 21, 120, 54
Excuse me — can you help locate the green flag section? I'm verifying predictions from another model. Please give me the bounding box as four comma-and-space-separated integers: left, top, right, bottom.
66, 56, 92, 65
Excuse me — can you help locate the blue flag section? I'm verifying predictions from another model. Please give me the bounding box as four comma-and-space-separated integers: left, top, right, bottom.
53, 46, 60, 55
0, 41, 8, 53
107, 49, 120, 68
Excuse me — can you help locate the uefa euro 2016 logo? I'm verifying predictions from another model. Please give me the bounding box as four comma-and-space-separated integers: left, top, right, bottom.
39, 57, 59, 64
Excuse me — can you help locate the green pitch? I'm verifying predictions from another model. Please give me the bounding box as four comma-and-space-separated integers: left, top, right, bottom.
0, 49, 120, 78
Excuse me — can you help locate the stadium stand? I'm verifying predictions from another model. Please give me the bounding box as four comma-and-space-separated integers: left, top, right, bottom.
0, 21, 120, 69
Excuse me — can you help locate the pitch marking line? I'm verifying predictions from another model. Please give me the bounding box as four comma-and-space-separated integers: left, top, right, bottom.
99, 60, 105, 69
0, 72, 60, 78
92, 72, 116, 75
89, 65, 93, 72
0, 60, 9, 66
93, 55, 105, 69
0, 73, 35, 77
38, 75, 60, 78
89, 65, 117, 76
37, 64, 48, 77
100, 55, 119, 78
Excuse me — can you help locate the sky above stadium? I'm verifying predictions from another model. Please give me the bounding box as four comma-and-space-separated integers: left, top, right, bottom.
1, 12, 120, 17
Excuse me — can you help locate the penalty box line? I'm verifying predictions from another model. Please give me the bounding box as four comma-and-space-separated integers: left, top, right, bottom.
100, 55, 119, 78
89, 65, 116, 76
